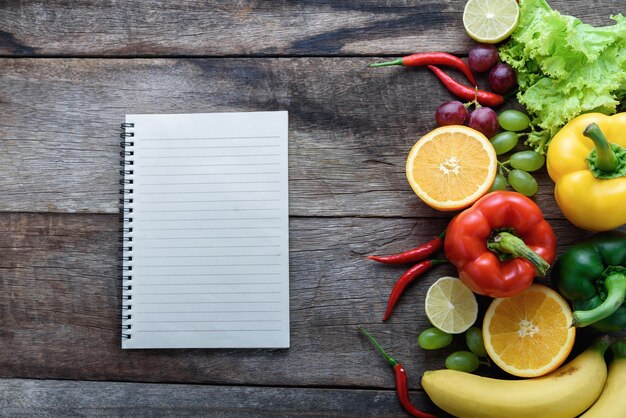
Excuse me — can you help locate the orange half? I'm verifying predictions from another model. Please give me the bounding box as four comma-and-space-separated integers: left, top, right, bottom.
406, 125, 497, 211
483, 285, 576, 378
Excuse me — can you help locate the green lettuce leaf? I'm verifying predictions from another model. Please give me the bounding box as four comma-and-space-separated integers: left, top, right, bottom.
499, 0, 626, 153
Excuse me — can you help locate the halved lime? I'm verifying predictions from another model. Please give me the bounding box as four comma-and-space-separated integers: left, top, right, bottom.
425, 276, 478, 334
463, 0, 520, 44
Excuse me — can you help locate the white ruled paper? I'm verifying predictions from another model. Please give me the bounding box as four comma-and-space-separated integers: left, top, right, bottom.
121, 111, 289, 349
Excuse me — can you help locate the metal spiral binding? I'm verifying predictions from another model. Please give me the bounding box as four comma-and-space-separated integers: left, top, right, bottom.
120, 122, 135, 340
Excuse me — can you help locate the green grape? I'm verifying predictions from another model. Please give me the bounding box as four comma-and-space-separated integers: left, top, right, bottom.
445, 351, 480, 372
509, 151, 546, 172
489, 131, 518, 155
489, 174, 508, 192
465, 326, 487, 358
498, 110, 530, 132
508, 169, 538, 196
418, 327, 453, 350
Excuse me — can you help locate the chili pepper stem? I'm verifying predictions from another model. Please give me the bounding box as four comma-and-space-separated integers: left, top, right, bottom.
584, 123, 619, 173
572, 272, 626, 328
368, 59, 404, 67
358, 327, 398, 367
487, 231, 550, 277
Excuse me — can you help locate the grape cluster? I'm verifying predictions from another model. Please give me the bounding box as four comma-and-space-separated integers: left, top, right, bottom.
435, 44, 517, 135
433, 44, 543, 196
489, 110, 545, 196
418, 326, 488, 373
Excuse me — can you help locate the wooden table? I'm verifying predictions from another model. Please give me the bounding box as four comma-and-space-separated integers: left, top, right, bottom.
0, 1, 624, 416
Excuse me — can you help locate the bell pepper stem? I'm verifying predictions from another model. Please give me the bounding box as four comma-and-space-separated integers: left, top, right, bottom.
583, 123, 619, 173
572, 272, 626, 328
487, 231, 550, 277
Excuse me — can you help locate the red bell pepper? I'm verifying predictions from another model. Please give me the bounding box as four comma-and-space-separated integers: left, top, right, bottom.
444, 191, 556, 298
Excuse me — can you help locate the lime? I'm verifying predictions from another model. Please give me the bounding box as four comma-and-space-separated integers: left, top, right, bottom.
425, 276, 478, 334
463, 0, 520, 44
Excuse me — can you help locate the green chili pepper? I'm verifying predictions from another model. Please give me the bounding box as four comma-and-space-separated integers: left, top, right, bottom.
552, 230, 626, 331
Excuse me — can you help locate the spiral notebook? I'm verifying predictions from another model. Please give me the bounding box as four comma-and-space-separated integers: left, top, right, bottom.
120, 111, 290, 349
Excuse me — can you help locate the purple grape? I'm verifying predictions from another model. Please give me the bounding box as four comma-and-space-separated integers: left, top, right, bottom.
468, 44, 500, 73
488, 63, 517, 94
469, 107, 498, 138
435, 101, 470, 127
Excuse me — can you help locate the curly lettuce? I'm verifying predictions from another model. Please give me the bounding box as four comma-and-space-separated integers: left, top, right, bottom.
499, 0, 626, 153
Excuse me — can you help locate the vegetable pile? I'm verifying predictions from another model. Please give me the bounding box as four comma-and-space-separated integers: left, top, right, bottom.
499, 0, 626, 154
359, 0, 626, 417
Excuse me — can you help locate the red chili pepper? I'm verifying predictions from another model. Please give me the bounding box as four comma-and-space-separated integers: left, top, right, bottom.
369, 52, 477, 86
359, 328, 438, 418
427, 65, 504, 107
383, 259, 447, 321
368, 232, 445, 265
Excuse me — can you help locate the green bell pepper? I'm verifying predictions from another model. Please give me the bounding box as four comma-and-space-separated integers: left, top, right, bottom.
552, 230, 626, 331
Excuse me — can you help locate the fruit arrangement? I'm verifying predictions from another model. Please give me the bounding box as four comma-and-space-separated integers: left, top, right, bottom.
361, 0, 626, 417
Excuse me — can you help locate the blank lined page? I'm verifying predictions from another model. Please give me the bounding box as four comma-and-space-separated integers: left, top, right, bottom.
121, 111, 289, 349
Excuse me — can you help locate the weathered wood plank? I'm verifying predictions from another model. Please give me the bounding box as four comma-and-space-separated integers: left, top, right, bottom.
0, 378, 445, 418
0, 1, 621, 57
0, 212, 617, 387
0, 57, 574, 218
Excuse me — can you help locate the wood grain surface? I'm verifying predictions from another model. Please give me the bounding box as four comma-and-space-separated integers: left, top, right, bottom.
0, 212, 607, 387
0, 1, 621, 57
0, 378, 437, 418
0, 57, 567, 217
0, 0, 625, 415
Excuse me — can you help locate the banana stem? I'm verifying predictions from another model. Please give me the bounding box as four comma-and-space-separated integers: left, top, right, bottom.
611, 338, 626, 359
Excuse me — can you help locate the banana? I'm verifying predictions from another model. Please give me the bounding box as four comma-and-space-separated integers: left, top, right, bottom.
580, 338, 626, 418
421, 337, 611, 418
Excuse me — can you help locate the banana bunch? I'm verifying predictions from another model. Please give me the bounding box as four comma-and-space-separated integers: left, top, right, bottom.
421, 337, 626, 418
580, 339, 626, 418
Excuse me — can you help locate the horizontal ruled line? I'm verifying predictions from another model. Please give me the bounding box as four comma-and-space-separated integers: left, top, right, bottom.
135, 329, 283, 332
139, 145, 281, 150
136, 320, 282, 323
137, 301, 281, 304
135, 310, 282, 314
137, 208, 280, 213
134, 162, 281, 168
139, 154, 281, 159
133, 272, 280, 277
140, 136, 280, 141
135, 190, 281, 195
140, 181, 280, 186
137, 180, 281, 184
132, 199, 281, 204
137, 254, 280, 258
137, 244, 281, 249
139, 292, 281, 295
135, 226, 282, 231
138, 172, 280, 177
136, 217, 280, 222
133, 263, 282, 267
137, 282, 282, 286
133, 236, 281, 240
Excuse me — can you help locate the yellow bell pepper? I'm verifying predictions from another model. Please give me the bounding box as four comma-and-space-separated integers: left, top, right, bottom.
547, 112, 626, 231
